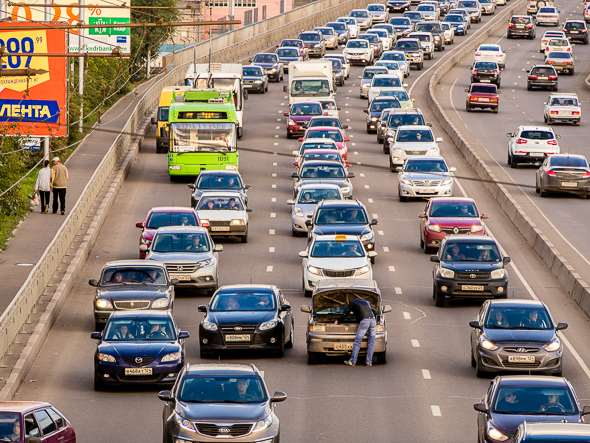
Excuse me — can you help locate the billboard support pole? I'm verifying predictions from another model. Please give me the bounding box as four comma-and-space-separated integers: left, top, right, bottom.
43, 137, 49, 161
78, 0, 84, 133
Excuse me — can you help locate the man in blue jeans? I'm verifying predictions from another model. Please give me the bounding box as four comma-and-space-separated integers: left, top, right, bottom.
335, 298, 378, 366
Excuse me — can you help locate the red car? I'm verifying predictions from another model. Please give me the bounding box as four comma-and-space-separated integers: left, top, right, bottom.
418, 197, 489, 253
0, 401, 76, 442
136, 207, 199, 259
277, 39, 309, 60
298, 126, 350, 160
465, 83, 500, 113
285, 101, 323, 138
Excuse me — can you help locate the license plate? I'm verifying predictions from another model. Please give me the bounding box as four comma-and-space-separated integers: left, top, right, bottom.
561, 111, 572, 115
571, 30, 579, 33
516, 24, 524, 28
562, 182, 577, 187
334, 343, 354, 350
462, 285, 484, 291
481, 79, 491, 83
529, 152, 544, 157
225, 334, 250, 342
508, 355, 535, 363
478, 98, 490, 102
211, 226, 230, 231
125, 367, 153, 375
417, 188, 436, 193
538, 76, 548, 80
176, 275, 192, 281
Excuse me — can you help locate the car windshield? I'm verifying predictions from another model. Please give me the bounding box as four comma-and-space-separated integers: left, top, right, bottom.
101, 266, 167, 285
298, 188, 342, 203
566, 22, 585, 29
471, 85, 497, 94
301, 142, 338, 151
397, 129, 434, 142
369, 30, 388, 37
520, 130, 554, 140
381, 52, 405, 61
549, 156, 587, 167
177, 375, 267, 403
380, 109, 392, 120
442, 242, 500, 262
351, 10, 369, 17
146, 212, 198, 229
348, 40, 369, 49
196, 174, 242, 189
413, 34, 431, 42
210, 290, 276, 311
328, 23, 346, 31
368, 4, 385, 11
404, 12, 422, 18
375, 61, 400, 71
548, 52, 572, 59
300, 164, 346, 178
492, 386, 577, 415
242, 67, 262, 76
396, 40, 419, 50
198, 196, 244, 210
390, 18, 411, 25
417, 5, 434, 10
253, 54, 277, 63
0, 413, 21, 442
405, 159, 448, 172
430, 201, 478, 217
380, 90, 409, 101
371, 99, 401, 111
359, 35, 379, 43
442, 23, 451, 30
550, 97, 578, 106
309, 119, 342, 129
305, 130, 343, 142
300, 33, 320, 42
291, 103, 323, 115
485, 307, 553, 330
311, 239, 365, 257
445, 15, 464, 22
319, 100, 337, 110
531, 67, 556, 76
458, 1, 477, 7
276, 48, 299, 57
388, 114, 425, 127
372, 77, 402, 87
474, 62, 498, 69
315, 207, 368, 224
152, 232, 210, 253
416, 23, 442, 32
363, 69, 387, 79
548, 39, 568, 46
538, 7, 555, 12
104, 318, 176, 341
290, 80, 331, 96
281, 40, 302, 48
303, 152, 341, 162
338, 17, 356, 24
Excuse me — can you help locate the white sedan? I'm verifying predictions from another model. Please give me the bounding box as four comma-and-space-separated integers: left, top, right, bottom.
544, 38, 572, 57
366, 29, 393, 51
389, 125, 442, 168
299, 235, 376, 297
535, 6, 560, 26
540, 31, 566, 53
473, 44, 506, 68
196, 191, 251, 243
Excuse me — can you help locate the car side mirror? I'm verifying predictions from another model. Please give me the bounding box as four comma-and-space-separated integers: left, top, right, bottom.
188, 184, 195, 190
403, 83, 408, 88
358, 76, 362, 79
449, 167, 457, 172
151, 117, 156, 126
502, 256, 511, 265
198, 305, 207, 312
140, 244, 148, 252
214, 244, 224, 252
170, 278, 179, 285
136, 222, 144, 228
246, 208, 253, 213
345, 137, 351, 142
244, 184, 252, 190
280, 303, 292, 311
526, 70, 530, 73
283, 85, 288, 93
287, 199, 295, 205
481, 213, 489, 219
337, 107, 342, 110
301, 305, 311, 313
363, 109, 368, 114
89, 279, 98, 287
178, 331, 190, 339
426, 122, 433, 127
371, 218, 379, 225
348, 172, 355, 178
284, 112, 289, 116
497, 91, 501, 95
291, 172, 299, 178
90, 332, 102, 339
430, 255, 440, 263
556, 135, 561, 139
368, 251, 378, 258
435, 137, 443, 142
418, 212, 426, 218
469, 320, 481, 329
248, 59, 253, 62
298, 138, 304, 142
158, 390, 174, 402
464, 88, 469, 92
299, 250, 309, 257
473, 403, 488, 414
343, 125, 349, 129
505, 133, 513, 137
292, 150, 299, 156
271, 391, 288, 403
581, 405, 590, 416
396, 166, 402, 172
556, 322, 568, 331
305, 220, 313, 228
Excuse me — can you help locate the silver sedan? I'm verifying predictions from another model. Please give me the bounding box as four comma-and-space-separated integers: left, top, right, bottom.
287, 184, 343, 236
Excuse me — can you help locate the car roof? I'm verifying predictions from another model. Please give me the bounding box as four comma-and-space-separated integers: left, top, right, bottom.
518, 125, 554, 131
0, 402, 52, 413
318, 199, 363, 208
185, 363, 261, 377
521, 422, 590, 439
154, 226, 210, 233
487, 299, 546, 309
306, 126, 343, 132
300, 160, 345, 167
315, 279, 378, 291
429, 196, 476, 203
315, 234, 363, 241
302, 137, 338, 144
444, 234, 496, 242
299, 183, 342, 190
149, 207, 196, 213
217, 284, 275, 292
495, 375, 569, 386
390, 108, 423, 115
397, 124, 432, 130
110, 310, 173, 319
198, 190, 245, 198
104, 259, 166, 268
406, 156, 446, 162
548, 92, 578, 98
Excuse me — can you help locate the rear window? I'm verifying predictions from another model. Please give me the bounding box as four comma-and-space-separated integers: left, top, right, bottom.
548, 52, 572, 59
549, 156, 588, 168
565, 21, 586, 29
511, 16, 531, 24
538, 7, 555, 12
474, 62, 498, 69
548, 39, 568, 46
520, 130, 554, 140
479, 45, 500, 51
470, 85, 497, 93
549, 96, 578, 106
531, 67, 556, 75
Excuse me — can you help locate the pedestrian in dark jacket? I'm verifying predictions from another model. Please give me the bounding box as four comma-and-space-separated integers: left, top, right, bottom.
335, 298, 378, 366
50, 156, 68, 215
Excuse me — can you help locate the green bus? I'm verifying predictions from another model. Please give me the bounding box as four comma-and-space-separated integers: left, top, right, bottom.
167, 90, 239, 180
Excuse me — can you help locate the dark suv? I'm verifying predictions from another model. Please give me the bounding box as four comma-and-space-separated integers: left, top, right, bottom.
159, 364, 287, 443
307, 200, 378, 258
430, 234, 510, 307
527, 65, 558, 91
563, 20, 589, 44
507, 15, 536, 39
414, 21, 445, 51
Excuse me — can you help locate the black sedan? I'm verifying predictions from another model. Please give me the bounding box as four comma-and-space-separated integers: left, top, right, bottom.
91, 311, 189, 390
387, 0, 410, 12
249, 53, 284, 82
242, 66, 268, 93
474, 375, 590, 443
536, 154, 590, 198
188, 170, 251, 208
431, 235, 510, 307
471, 61, 501, 86
365, 97, 401, 133
469, 299, 567, 378
198, 285, 294, 357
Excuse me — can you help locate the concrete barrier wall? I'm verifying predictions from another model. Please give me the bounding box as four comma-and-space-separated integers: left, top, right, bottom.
426, 0, 590, 316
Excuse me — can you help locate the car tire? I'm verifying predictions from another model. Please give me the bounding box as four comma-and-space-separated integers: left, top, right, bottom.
418, 62, 423, 70
398, 190, 407, 202
527, 83, 532, 91
434, 287, 445, 307
383, 143, 389, 154
546, 117, 552, 124
510, 155, 518, 168
475, 355, 487, 378
304, 288, 312, 297
285, 320, 294, 348
377, 135, 383, 144
265, 85, 268, 92
493, 106, 498, 114
575, 120, 580, 126
536, 184, 540, 193
156, 144, 166, 154
389, 156, 396, 172
276, 338, 285, 358
540, 189, 549, 198
94, 376, 104, 392
94, 321, 104, 332
553, 85, 558, 92
307, 352, 319, 365
375, 351, 387, 364
241, 231, 248, 243
466, 104, 471, 112
507, 33, 512, 39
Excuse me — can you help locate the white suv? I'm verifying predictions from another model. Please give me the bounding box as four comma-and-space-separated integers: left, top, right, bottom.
343, 39, 375, 66
409, 32, 435, 60
506, 125, 561, 168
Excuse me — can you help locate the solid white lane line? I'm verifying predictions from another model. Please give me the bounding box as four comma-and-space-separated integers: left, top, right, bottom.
422, 369, 432, 380
412, 339, 420, 347
269, 247, 275, 252
383, 246, 389, 252
403, 312, 411, 320
388, 266, 395, 272
395, 287, 402, 294
269, 229, 275, 235
372, 213, 378, 218
431, 405, 441, 417
270, 213, 276, 218
267, 266, 273, 272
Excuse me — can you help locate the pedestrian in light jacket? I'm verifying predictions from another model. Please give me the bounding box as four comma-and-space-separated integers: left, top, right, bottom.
50, 156, 69, 215
34, 160, 51, 214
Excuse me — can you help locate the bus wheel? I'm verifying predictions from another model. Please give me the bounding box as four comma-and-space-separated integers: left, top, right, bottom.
238, 126, 243, 138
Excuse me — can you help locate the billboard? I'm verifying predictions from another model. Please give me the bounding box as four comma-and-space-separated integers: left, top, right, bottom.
0, 22, 68, 137
6, 1, 131, 54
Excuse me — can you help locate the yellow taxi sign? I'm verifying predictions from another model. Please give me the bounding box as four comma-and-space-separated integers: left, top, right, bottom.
335, 235, 347, 241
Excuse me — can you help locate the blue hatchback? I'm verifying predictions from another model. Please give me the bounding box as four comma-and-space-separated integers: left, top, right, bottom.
91, 311, 189, 390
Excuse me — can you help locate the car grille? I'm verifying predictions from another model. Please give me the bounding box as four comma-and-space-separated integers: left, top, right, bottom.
455, 271, 490, 280
413, 180, 442, 186
322, 269, 356, 278
118, 374, 162, 382
221, 326, 257, 332
209, 220, 231, 226
503, 347, 540, 353
195, 423, 253, 437
440, 227, 471, 234
404, 150, 427, 155
114, 301, 150, 310
122, 357, 156, 367
244, 80, 254, 84
166, 263, 199, 273
502, 360, 542, 369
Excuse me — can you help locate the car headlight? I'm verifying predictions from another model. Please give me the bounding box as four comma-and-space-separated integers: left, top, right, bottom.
288, 119, 296, 126
340, 186, 351, 193
490, 269, 505, 279
441, 179, 453, 186
254, 80, 263, 84
427, 147, 440, 154
480, 338, 498, 351
175, 413, 196, 432
151, 298, 170, 309
392, 147, 402, 153
371, 117, 379, 122
355, 266, 370, 276
259, 320, 278, 331
308, 265, 322, 275
202, 320, 218, 332
197, 259, 213, 267
161, 352, 180, 363
231, 219, 244, 225
96, 299, 113, 309
315, 44, 322, 48
427, 224, 441, 232
439, 267, 454, 278
470, 224, 483, 233
295, 208, 304, 216
253, 415, 273, 432
360, 232, 374, 242
271, 68, 277, 72
434, 35, 441, 40
98, 353, 116, 363
544, 339, 561, 352
487, 423, 508, 442
400, 179, 412, 185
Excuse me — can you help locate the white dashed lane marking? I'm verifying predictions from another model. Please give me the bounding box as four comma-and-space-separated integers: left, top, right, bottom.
270, 213, 276, 218
360, 173, 365, 177
368, 198, 373, 203
395, 287, 402, 294
272, 173, 276, 177
364, 184, 370, 189
272, 184, 277, 188
383, 246, 389, 252
431, 406, 441, 417
411, 339, 420, 347
378, 230, 384, 236
388, 266, 395, 272
403, 312, 411, 320
271, 198, 276, 202
269, 247, 275, 253
273, 162, 277, 166
372, 214, 378, 218
267, 266, 273, 272
422, 369, 432, 380
269, 229, 275, 235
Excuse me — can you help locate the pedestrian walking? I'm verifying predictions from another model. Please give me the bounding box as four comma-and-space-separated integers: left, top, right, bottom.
335, 298, 378, 367
34, 160, 52, 213
50, 156, 68, 215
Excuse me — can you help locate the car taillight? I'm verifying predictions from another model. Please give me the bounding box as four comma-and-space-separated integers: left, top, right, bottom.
472, 70, 477, 75
547, 170, 557, 177
526, 24, 533, 28
201, 221, 210, 227
509, 23, 514, 27
547, 60, 554, 64
548, 75, 557, 80
573, 111, 580, 115
562, 28, 567, 32
496, 54, 503, 57
516, 139, 528, 144
475, 52, 481, 56
567, 47, 571, 51
547, 140, 558, 145
551, 111, 558, 115
494, 70, 499, 75
583, 171, 590, 177
529, 75, 537, 79
491, 98, 498, 102
583, 29, 588, 32
564, 61, 573, 64
515, 150, 528, 154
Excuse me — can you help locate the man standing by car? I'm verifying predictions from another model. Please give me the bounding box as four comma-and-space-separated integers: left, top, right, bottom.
335, 298, 378, 366
50, 156, 69, 215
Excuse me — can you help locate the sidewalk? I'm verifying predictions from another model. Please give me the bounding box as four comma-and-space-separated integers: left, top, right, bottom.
0, 78, 159, 311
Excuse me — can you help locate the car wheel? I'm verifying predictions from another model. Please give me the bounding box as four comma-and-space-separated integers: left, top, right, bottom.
389, 156, 396, 172
276, 338, 285, 358
377, 135, 383, 144
527, 83, 532, 91
285, 320, 294, 349
471, 347, 476, 367
536, 183, 540, 193
493, 106, 498, 114
418, 62, 423, 70
398, 190, 407, 202
575, 120, 580, 126
423, 239, 433, 254
307, 352, 319, 364
265, 84, 268, 92
241, 230, 248, 243
510, 155, 518, 168
553, 85, 558, 92
540, 189, 550, 198
375, 351, 387, 364
94, 375, 104, 392
570, 68, 575, 75
156, 144, 166, 154
507, 33, 512, 39
466, 104, 471, 112
475, 355, 487, 378
304, 287, 312, 297
434, 286, 446, 307
546, 117, 552, 124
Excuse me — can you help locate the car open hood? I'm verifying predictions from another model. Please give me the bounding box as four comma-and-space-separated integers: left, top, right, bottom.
209, 311, 275, 327
490, 413, 580, 437
312, 224, 371, 237
312, 287, 380, 313
483, 328, 555, 344
178, 401, 269, 422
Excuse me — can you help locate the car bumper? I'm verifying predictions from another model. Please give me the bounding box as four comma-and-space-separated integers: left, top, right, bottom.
308, 47, 323, 56
244, 83, 265, 92
512, 151, 554, 164
307, 331, 386, 354
550, 64, 574, 73
390, 150, 439, 166
546, 111, 580, 121
304, 270, 373, 291
291, 214, 309, 233
95, 360, 183, 385
476, 346, 563, 374
536, 16, 558, 24
168, 267, 218, 289
434, 277, 508, 299
199, 326, 284, 352
566, 32, 589, 41
399, 183, 454, 198
539, 176, 590, 194
347, 55, 372, 65
207, 225, 248, 236
509, 28, 534, 36
166, 419, 280, 443
467, 99, 499, 109
287, 124, 307, 135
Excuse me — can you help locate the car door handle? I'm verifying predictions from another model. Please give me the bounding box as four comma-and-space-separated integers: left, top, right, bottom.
58, 437, 65, 441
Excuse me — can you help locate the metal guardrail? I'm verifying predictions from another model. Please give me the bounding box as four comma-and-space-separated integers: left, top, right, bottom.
0, 0, 373, 366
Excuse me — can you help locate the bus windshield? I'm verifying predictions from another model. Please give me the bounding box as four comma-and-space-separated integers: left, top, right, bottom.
171, 123, 236, 153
